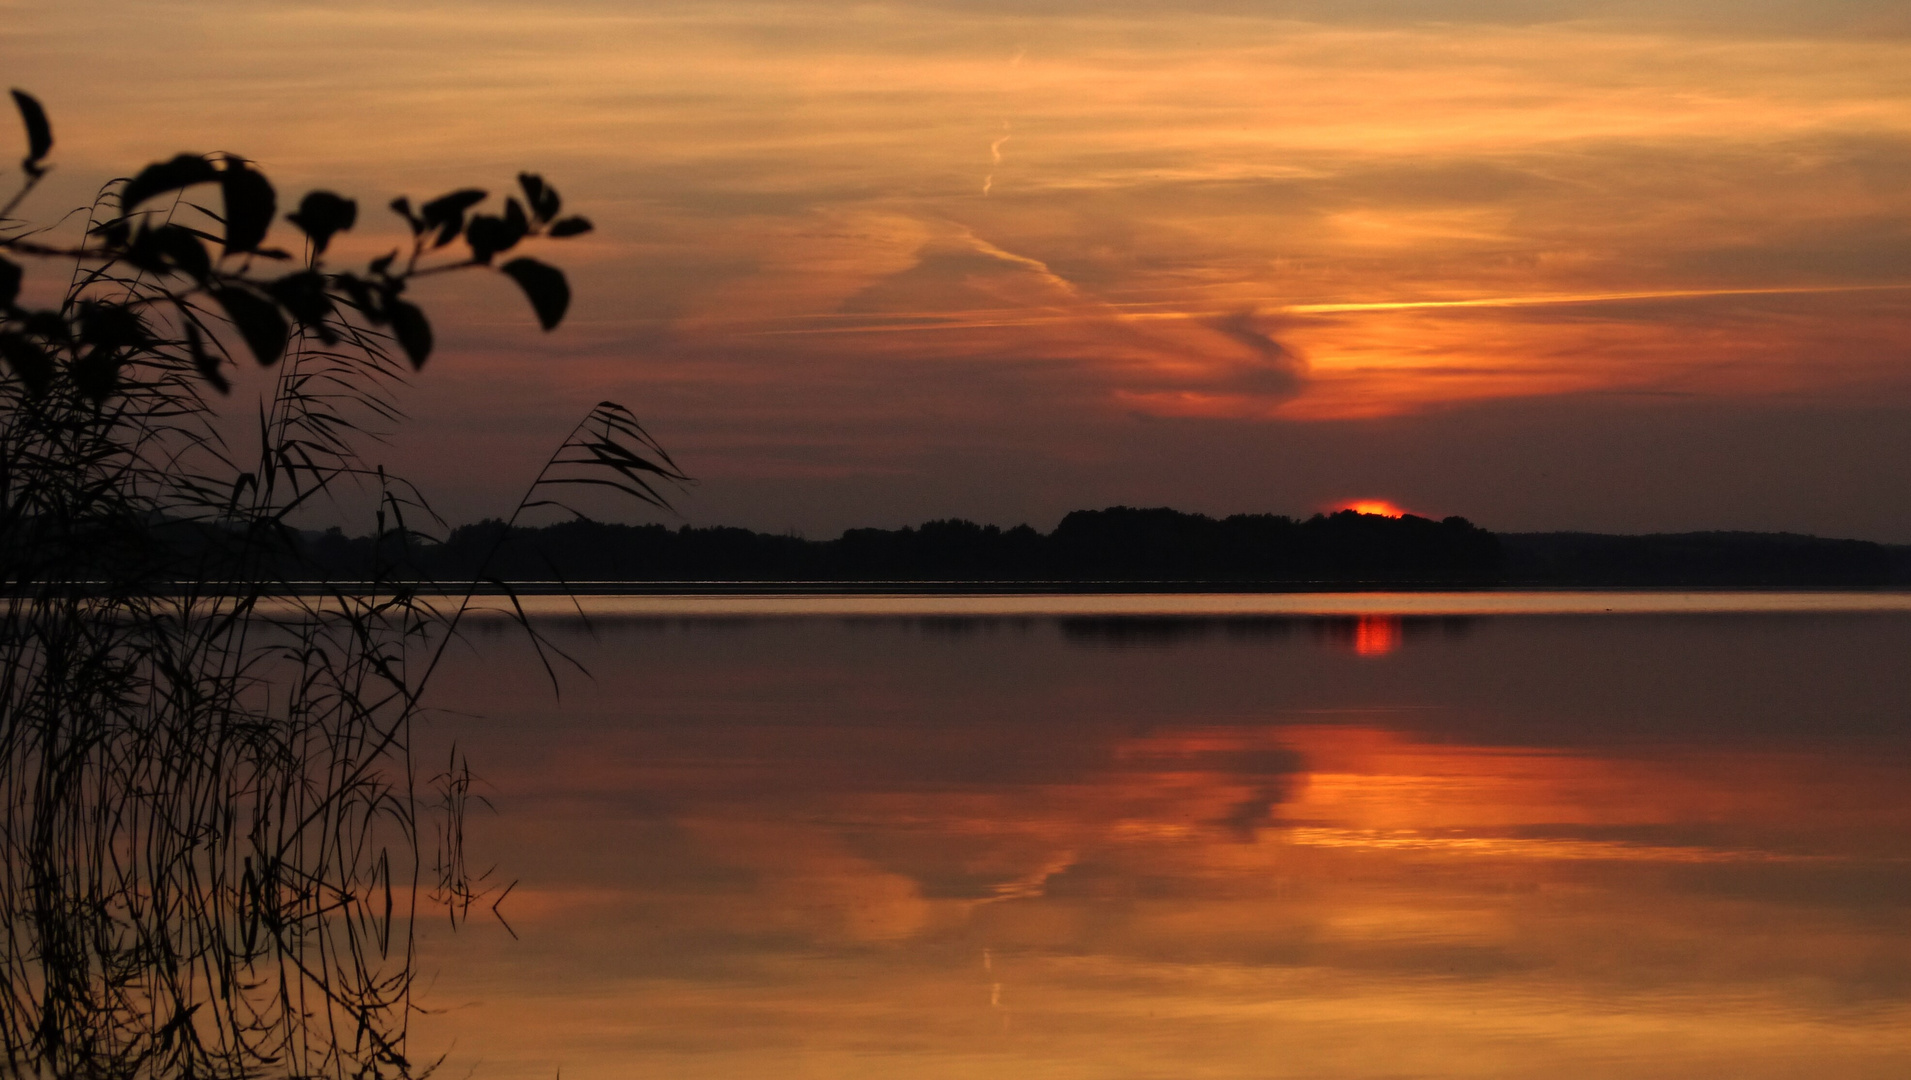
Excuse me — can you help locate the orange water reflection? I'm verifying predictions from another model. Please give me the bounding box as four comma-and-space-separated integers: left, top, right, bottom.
1313, 614, 1405, 655
410, 614, 1911, 1079
1352, 614, 1401, 656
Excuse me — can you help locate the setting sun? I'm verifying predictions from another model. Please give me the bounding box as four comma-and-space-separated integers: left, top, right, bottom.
1339, 499, 1410, 518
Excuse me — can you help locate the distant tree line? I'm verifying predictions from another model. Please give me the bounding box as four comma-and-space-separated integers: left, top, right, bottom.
277, 507, 1911, 589
300, 506, 1503, 585
1498, 530, 1911, 587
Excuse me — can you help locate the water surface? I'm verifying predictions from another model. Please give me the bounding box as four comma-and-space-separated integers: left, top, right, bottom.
412, 597, 1911, 1078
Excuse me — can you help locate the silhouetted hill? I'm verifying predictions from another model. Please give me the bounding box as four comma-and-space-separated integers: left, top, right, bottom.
295, 507, 1503, 586
1500, 531, 1911, 586
275, 511, 1911, 590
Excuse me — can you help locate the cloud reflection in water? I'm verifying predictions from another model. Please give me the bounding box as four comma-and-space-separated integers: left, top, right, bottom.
410, 612, 1911, 1079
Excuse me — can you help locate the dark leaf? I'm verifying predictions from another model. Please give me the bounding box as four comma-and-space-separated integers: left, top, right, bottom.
219, 155, 276, 255
286, 190, 357, 257
390, 196, 423, 236
153, 224, 211, 281
20, 310, 65, 341
79, 302, 147, 350
72, 348, 122, 404
126, 224, 211, 282
120, 154, 218, 215
266, 270, 335, 337
387, 299, 432, 369
421, 188, 487, 228
211, 286, 288, 366
518, 172, 559, 222
548, 216, 593, 238
500, 257, 569, 330
368, 250, 396, 276
465, 211, 527, 264
0, 255, 18, 308
9, 89, 51, 172
464, 215, 505, 264
0, 332, 51, 395
504, 196, 529, 235
123, 228, 167, 275
186, 322, 229, 394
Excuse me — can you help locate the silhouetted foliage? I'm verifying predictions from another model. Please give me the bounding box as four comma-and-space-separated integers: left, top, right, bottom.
291, 512, 1911, 589
1500, 531, 1910, 586
1045, 507, 1500, 582
0, 90, 680, 1079
293, 506, 1504, 585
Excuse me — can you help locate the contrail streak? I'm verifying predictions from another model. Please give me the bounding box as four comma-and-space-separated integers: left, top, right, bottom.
1288, 282, 1911, 314
983, 127, 1011, 195
732, 282, 1911, 336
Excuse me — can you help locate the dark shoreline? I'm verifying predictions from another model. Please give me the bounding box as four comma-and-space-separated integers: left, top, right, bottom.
287, 509, 1911, 589
209, 581, 1911, 597
42, 508, 1907, 593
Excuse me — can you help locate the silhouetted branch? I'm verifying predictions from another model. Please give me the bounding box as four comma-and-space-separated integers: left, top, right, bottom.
0, 88, 659, 1079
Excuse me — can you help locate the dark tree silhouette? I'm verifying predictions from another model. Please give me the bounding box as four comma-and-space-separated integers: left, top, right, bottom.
387, 507, 1503, 585
0, 90, 683, 1078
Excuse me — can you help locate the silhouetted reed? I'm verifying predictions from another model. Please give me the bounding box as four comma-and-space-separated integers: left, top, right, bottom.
0, 91, 683, 1078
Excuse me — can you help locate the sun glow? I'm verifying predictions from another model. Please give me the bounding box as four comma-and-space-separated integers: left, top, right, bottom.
1352, 616, 1402, 657
1320, 615, 1403, 657
1338, 499, 1409, 518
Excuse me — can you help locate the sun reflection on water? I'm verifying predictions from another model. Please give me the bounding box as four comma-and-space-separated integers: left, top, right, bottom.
408, 613, 1911, 1079
1353, 615, 1401, 656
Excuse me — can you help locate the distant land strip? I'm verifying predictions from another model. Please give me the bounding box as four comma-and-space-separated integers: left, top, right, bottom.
286, 507, 1911, 590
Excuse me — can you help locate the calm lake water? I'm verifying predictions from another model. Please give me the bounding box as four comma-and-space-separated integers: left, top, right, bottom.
410, 595, 1911, 1079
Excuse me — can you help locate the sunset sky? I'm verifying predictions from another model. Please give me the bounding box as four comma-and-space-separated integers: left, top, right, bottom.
10, 1, 1911, 536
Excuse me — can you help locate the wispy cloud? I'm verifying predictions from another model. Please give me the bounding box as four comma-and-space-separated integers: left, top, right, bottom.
19, 0, 1911, 528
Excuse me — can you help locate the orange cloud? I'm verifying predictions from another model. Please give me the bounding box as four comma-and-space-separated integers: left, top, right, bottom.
16, 2, 1911, 529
